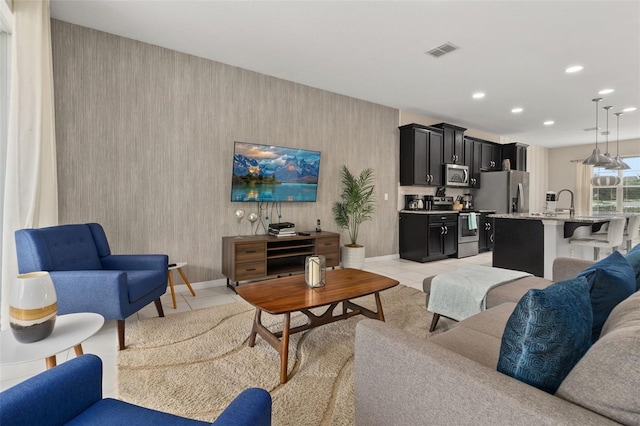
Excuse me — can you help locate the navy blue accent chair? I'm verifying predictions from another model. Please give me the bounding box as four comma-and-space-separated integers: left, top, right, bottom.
15, 223, 168, 350
0, 354, 272, 426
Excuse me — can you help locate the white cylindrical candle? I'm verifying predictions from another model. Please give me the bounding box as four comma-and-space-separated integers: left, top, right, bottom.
310, 257, 320, 286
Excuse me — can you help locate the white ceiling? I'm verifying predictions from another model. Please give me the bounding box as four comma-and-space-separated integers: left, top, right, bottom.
49, 0, 640, 148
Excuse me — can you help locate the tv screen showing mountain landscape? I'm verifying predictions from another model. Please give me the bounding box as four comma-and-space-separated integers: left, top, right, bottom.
231, 142, 321, 202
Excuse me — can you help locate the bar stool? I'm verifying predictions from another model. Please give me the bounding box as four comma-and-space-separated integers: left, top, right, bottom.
569, 218, 626, 260
167, 262, 196, 309
623, 215, 640, 253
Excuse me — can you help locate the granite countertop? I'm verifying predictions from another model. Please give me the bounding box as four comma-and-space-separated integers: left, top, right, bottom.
489, 213, 616, 223
399, 210, 459, 215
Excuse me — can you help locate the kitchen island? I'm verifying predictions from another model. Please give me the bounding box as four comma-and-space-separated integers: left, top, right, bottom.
489, 213, 611, 279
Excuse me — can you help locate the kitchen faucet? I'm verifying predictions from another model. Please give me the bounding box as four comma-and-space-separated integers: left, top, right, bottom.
557, 189, 575, 218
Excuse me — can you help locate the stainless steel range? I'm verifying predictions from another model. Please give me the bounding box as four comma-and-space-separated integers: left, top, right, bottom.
458, 211, 479, 258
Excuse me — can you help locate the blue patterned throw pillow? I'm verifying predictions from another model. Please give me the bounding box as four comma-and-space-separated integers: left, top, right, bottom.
576, 251, 636, 342
497, 277, 592, 394
625, 243, 640, 291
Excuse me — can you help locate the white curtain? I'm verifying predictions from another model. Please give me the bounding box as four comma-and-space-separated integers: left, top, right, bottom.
574, 160, 593, 217
1, 0, 58, 330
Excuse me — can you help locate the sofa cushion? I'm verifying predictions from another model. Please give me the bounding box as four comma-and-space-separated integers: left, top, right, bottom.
497, 277, 593, 394
624, 243, 640, 291
556, 290, 640, 424
576, 251, 636, 342
485, 276, 552, 309
430, 302, 516, 369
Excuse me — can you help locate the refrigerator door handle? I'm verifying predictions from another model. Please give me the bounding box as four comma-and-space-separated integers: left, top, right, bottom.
516, 182, 525, 213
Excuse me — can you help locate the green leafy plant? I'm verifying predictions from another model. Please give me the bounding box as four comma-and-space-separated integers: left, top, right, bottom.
332, 165, 376, 247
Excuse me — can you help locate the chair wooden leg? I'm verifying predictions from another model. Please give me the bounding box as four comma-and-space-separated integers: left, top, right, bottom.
429, 313, 440, 332
154, 298, 165, 318
117, 320, 125, 350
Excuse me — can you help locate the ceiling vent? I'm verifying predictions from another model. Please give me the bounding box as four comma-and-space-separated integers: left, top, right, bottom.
426, 42, 459, 58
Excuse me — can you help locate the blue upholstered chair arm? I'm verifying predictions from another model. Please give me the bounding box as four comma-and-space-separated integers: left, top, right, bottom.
212, 388, 272, 426
49, 270, 129, 318
0, 355, 103, 426
101, 254, 168, 271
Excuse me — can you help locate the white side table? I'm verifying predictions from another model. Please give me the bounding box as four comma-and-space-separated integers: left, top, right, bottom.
0, 313, 104, 369
168, 262, 196, 308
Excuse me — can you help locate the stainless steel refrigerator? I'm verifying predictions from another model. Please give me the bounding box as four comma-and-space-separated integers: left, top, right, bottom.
472, 170, 530, 214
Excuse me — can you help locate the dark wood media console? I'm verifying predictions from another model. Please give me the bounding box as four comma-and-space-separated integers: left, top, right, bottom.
222, 231, 340, 288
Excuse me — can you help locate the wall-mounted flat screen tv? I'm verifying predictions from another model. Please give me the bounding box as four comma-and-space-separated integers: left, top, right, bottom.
231, 142, 321, 202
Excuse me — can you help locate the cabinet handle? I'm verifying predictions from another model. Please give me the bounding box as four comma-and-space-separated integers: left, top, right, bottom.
246, 250, 256, 253
444, 225, 448, 235
490, 234, 494, 243
440, 226, 445, 235
246, 268, 256, 272
324, 242, 332, 246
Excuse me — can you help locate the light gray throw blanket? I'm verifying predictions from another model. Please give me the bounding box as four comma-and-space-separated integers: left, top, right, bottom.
427, 265, 532, 321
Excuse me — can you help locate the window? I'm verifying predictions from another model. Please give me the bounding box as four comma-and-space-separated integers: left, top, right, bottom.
592, 156, 640, 214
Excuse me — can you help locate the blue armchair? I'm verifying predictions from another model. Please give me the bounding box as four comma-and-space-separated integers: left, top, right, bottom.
0, 354, 272, 426
15, 223, 168, 350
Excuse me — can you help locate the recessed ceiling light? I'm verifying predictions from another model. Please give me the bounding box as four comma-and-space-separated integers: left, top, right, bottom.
565, 65, 584, 73
622, 107, 637, 112
472, 92, 485, 99
599, 88, 614, 95
543, 120, 555, 126
511, 107, 523, 113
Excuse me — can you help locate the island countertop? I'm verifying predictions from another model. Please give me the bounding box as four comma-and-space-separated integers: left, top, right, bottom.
488, 213, 616, 224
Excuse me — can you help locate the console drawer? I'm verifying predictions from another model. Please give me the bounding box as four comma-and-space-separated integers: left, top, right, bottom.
323, 252, 340, 267
234, 261, 266, 281
316, 237, 340, 254
235, 243, 265, 262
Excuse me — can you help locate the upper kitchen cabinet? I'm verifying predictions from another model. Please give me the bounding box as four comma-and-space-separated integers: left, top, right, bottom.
479, 140, 502, 171
502, 142, 528, 171
466, 137, 481, 188
399, 124, 444, 186
433, 123, 466, 165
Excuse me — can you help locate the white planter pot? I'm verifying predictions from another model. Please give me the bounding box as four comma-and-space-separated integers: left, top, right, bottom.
341, 245, 365, 270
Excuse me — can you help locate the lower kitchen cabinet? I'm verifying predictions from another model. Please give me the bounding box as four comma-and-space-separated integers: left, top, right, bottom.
478, 212, 495, 252
399, 213, 458, 262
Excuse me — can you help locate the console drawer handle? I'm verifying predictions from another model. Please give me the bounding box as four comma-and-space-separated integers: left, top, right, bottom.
245, 250, 256, 253
246, 268, 256, 272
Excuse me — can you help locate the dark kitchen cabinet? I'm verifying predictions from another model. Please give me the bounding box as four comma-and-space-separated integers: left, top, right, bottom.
466, 137, 481, 188
478, 211, 495, 252
434, 123, 466, 165
427, 214, 458, 258
480, 140, 502, 171
502, 142, 528, 171
399, 124, 444, 186
399, 213, 457, 262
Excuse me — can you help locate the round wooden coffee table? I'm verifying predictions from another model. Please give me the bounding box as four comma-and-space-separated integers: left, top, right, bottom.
0, 312, 104, 369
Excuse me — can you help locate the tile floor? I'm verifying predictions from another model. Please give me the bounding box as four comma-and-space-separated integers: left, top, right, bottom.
0, 251, 492, 398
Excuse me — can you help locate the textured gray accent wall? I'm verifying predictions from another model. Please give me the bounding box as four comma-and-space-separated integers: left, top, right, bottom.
51, 20, 399, 283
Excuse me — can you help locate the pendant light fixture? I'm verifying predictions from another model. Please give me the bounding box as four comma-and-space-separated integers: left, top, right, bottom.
606, 112, 631, 170
602, 105, 613, 161
583, 98, 613, 166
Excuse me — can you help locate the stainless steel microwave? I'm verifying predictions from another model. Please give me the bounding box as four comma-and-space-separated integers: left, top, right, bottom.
444, 164, 469, 187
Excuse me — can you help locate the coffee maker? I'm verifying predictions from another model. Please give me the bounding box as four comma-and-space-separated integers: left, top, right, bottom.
463, 193, 473, 210
404, 195, 424, 210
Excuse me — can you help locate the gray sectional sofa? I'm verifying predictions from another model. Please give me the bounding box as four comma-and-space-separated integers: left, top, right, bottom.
354, 257, 640, 425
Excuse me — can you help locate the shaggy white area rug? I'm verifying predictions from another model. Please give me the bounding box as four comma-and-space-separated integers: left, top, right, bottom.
117, 284, 451, 425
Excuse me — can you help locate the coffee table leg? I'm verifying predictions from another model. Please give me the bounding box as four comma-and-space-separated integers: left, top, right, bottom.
375, 292, 385, 321
249, 308, 262, 347
280, 313, 291, 384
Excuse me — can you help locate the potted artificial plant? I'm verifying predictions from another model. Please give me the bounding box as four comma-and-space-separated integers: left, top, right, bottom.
332, 165, 376, 269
